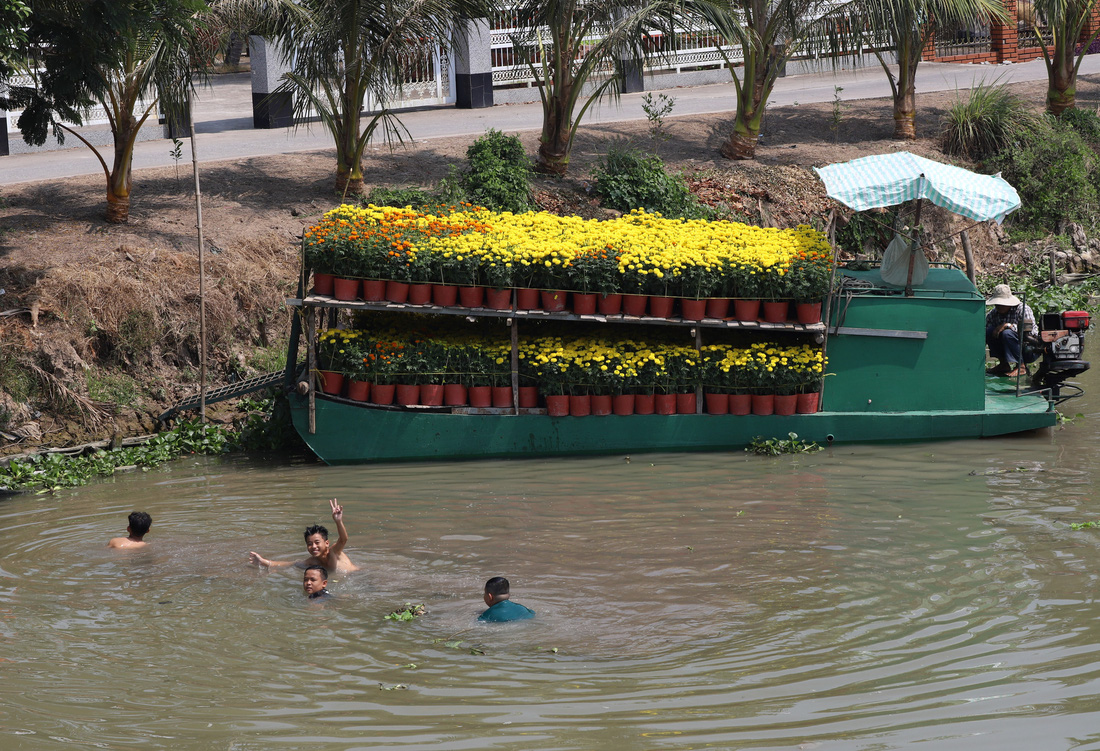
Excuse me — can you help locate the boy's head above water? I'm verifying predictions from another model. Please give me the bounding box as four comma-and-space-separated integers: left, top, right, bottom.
303, 525, 330, 558
483, 576, 510, 606
128, 511, 152, 538
303, 565, 328, 596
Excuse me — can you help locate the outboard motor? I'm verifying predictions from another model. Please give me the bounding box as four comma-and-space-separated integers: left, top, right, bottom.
1031, 310, 1090, 402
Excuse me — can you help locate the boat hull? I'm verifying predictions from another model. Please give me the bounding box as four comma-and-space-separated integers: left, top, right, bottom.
289, 391, 1056, 464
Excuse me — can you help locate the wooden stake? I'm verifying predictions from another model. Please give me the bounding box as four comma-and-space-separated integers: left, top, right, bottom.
188, 93, 207, 422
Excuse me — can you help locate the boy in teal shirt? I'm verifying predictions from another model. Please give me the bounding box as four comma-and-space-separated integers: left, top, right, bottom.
478, 576, 535, 622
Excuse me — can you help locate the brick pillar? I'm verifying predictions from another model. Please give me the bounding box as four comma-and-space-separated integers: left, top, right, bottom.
1080, 4, 1100, 47
992, 0, 1020, 63
249, 36, 294, 128
452, 18, 494, 109
922, 26, 937, 61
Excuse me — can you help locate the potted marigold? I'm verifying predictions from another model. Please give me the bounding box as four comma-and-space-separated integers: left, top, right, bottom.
567, 247, 621, 314
787, 254, 832, 324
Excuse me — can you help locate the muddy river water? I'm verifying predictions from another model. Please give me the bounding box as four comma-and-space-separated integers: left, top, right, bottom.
3, 370, 1100, 750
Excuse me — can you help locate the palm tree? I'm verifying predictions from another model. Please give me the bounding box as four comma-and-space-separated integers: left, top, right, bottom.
859, 0, 1006, 139
508, 0, 686, 175
1027, 0, 1100, 114
269, 0, 490, 194
691, 0, 858, 160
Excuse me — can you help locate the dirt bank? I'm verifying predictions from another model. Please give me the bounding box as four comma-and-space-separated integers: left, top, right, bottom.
2, 74, 1097, 454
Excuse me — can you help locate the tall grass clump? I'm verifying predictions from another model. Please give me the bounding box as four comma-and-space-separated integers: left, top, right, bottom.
941, 82, 1036, 161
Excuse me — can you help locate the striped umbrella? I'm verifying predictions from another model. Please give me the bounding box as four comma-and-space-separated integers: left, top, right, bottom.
813, 151, 1020, 224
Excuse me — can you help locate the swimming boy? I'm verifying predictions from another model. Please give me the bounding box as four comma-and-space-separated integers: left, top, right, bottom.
107, 511, 152, 549
302, 565, 331, 599
478, 576, 535, 622
249, 498, 360, 574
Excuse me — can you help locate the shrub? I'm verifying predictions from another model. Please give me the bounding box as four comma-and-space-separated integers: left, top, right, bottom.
364, 186, 439, 209
593, 146, 708, 219
993, 117, 1098, 232
460, 129, 532, 213
1059, 106, 1100, 144
940, 82, 1036, 161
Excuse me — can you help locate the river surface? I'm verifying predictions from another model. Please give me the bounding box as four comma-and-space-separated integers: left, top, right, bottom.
3, 370, 1100, 750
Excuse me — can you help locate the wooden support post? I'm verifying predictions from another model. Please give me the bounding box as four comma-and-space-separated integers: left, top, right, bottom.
306, 308, 317, 434
904, 197, 924, 297
694, 327, 703, 414
510, 317, 520, 415
960, 229, 976, 284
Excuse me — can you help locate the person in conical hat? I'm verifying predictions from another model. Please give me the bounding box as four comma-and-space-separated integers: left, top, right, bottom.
985, 283, 1038, 377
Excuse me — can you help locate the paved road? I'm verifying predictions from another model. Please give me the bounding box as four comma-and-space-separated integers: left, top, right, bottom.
3, 55, 1098, 186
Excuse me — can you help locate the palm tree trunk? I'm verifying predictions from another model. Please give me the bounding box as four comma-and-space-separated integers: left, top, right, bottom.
536, 81, 573, 176
1047, 44, 1076, 115
335, 81, 365, 194
892, 53, 918, 140
106, 115, 138, 224
720, 60, 768, 160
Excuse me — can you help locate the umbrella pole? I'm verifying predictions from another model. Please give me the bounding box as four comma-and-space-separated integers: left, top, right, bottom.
904, 197, 924, 297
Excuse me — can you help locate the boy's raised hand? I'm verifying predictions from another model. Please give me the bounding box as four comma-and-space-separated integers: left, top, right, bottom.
330, 498, 343, 523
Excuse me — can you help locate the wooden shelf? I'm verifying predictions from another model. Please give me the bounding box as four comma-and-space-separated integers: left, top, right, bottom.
287, 295, 826, 335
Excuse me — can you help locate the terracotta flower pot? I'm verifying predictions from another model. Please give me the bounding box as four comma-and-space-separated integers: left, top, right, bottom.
733, 299, 761, 322
762, 301, 789, 323
729, 394, 752, 416
795, 302, 823, 324
705, 298, 730, 319
346, 379, 371, 402
681, 298, 707, 321
591, 394, 613, 416
333, 278, 360, 301
541, 289, 567, 311
545, 394, 570, 416
317, 370, 344, 396
598, 293, 623, 315
459, 285, 485, 308
622, 294, 648, 316
443, 383, 467, 406
775, 394, 798, 416
751, 393, 775, 416
569, 394, 592, 417
634, 393, 656, 415
676, 392, 696, 414
485, 288, 512, 310
395, 383, 420, 406
432, 284, 458, 307
705, 392, 729, 415
468, 385, 492, 408
649, 295, 674, 318
408, 283, 433, 305
491, 385, 513, 408
385, 281, 410, 304
519, 386, 539, 408
362, 280, 387, 302
371, 383, 395, 405
516, 287, 541, 310
420, 383, 444, 406
796, 391, 821, 414
572, 293, 597, 315
313, 272, 335, 296
654, 393, 677, 415
612, 393, 635, 416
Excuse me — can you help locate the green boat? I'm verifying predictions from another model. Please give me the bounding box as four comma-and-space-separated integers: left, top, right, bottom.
285, 267, 1066, 465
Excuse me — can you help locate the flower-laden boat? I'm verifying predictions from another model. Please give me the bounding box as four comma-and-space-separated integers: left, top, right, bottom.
283, 203, 1061, 464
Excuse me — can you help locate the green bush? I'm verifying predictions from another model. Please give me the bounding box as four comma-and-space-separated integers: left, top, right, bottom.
460, 129, 532, 213
364, 186, 439, 209
940, 82, 1036, 161
993, 117, 1098, 232
1059, 106, 1100, 143
593, 146, 708, 219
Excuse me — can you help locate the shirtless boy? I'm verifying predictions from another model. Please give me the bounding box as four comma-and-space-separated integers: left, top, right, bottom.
108, 511, 152, 549
249, 498, 360, 574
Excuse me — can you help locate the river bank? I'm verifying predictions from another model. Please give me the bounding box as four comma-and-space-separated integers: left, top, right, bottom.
2, 74, 1098, 455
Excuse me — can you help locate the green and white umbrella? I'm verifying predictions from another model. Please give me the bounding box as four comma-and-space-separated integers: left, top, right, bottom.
813, 151, 1020, 224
